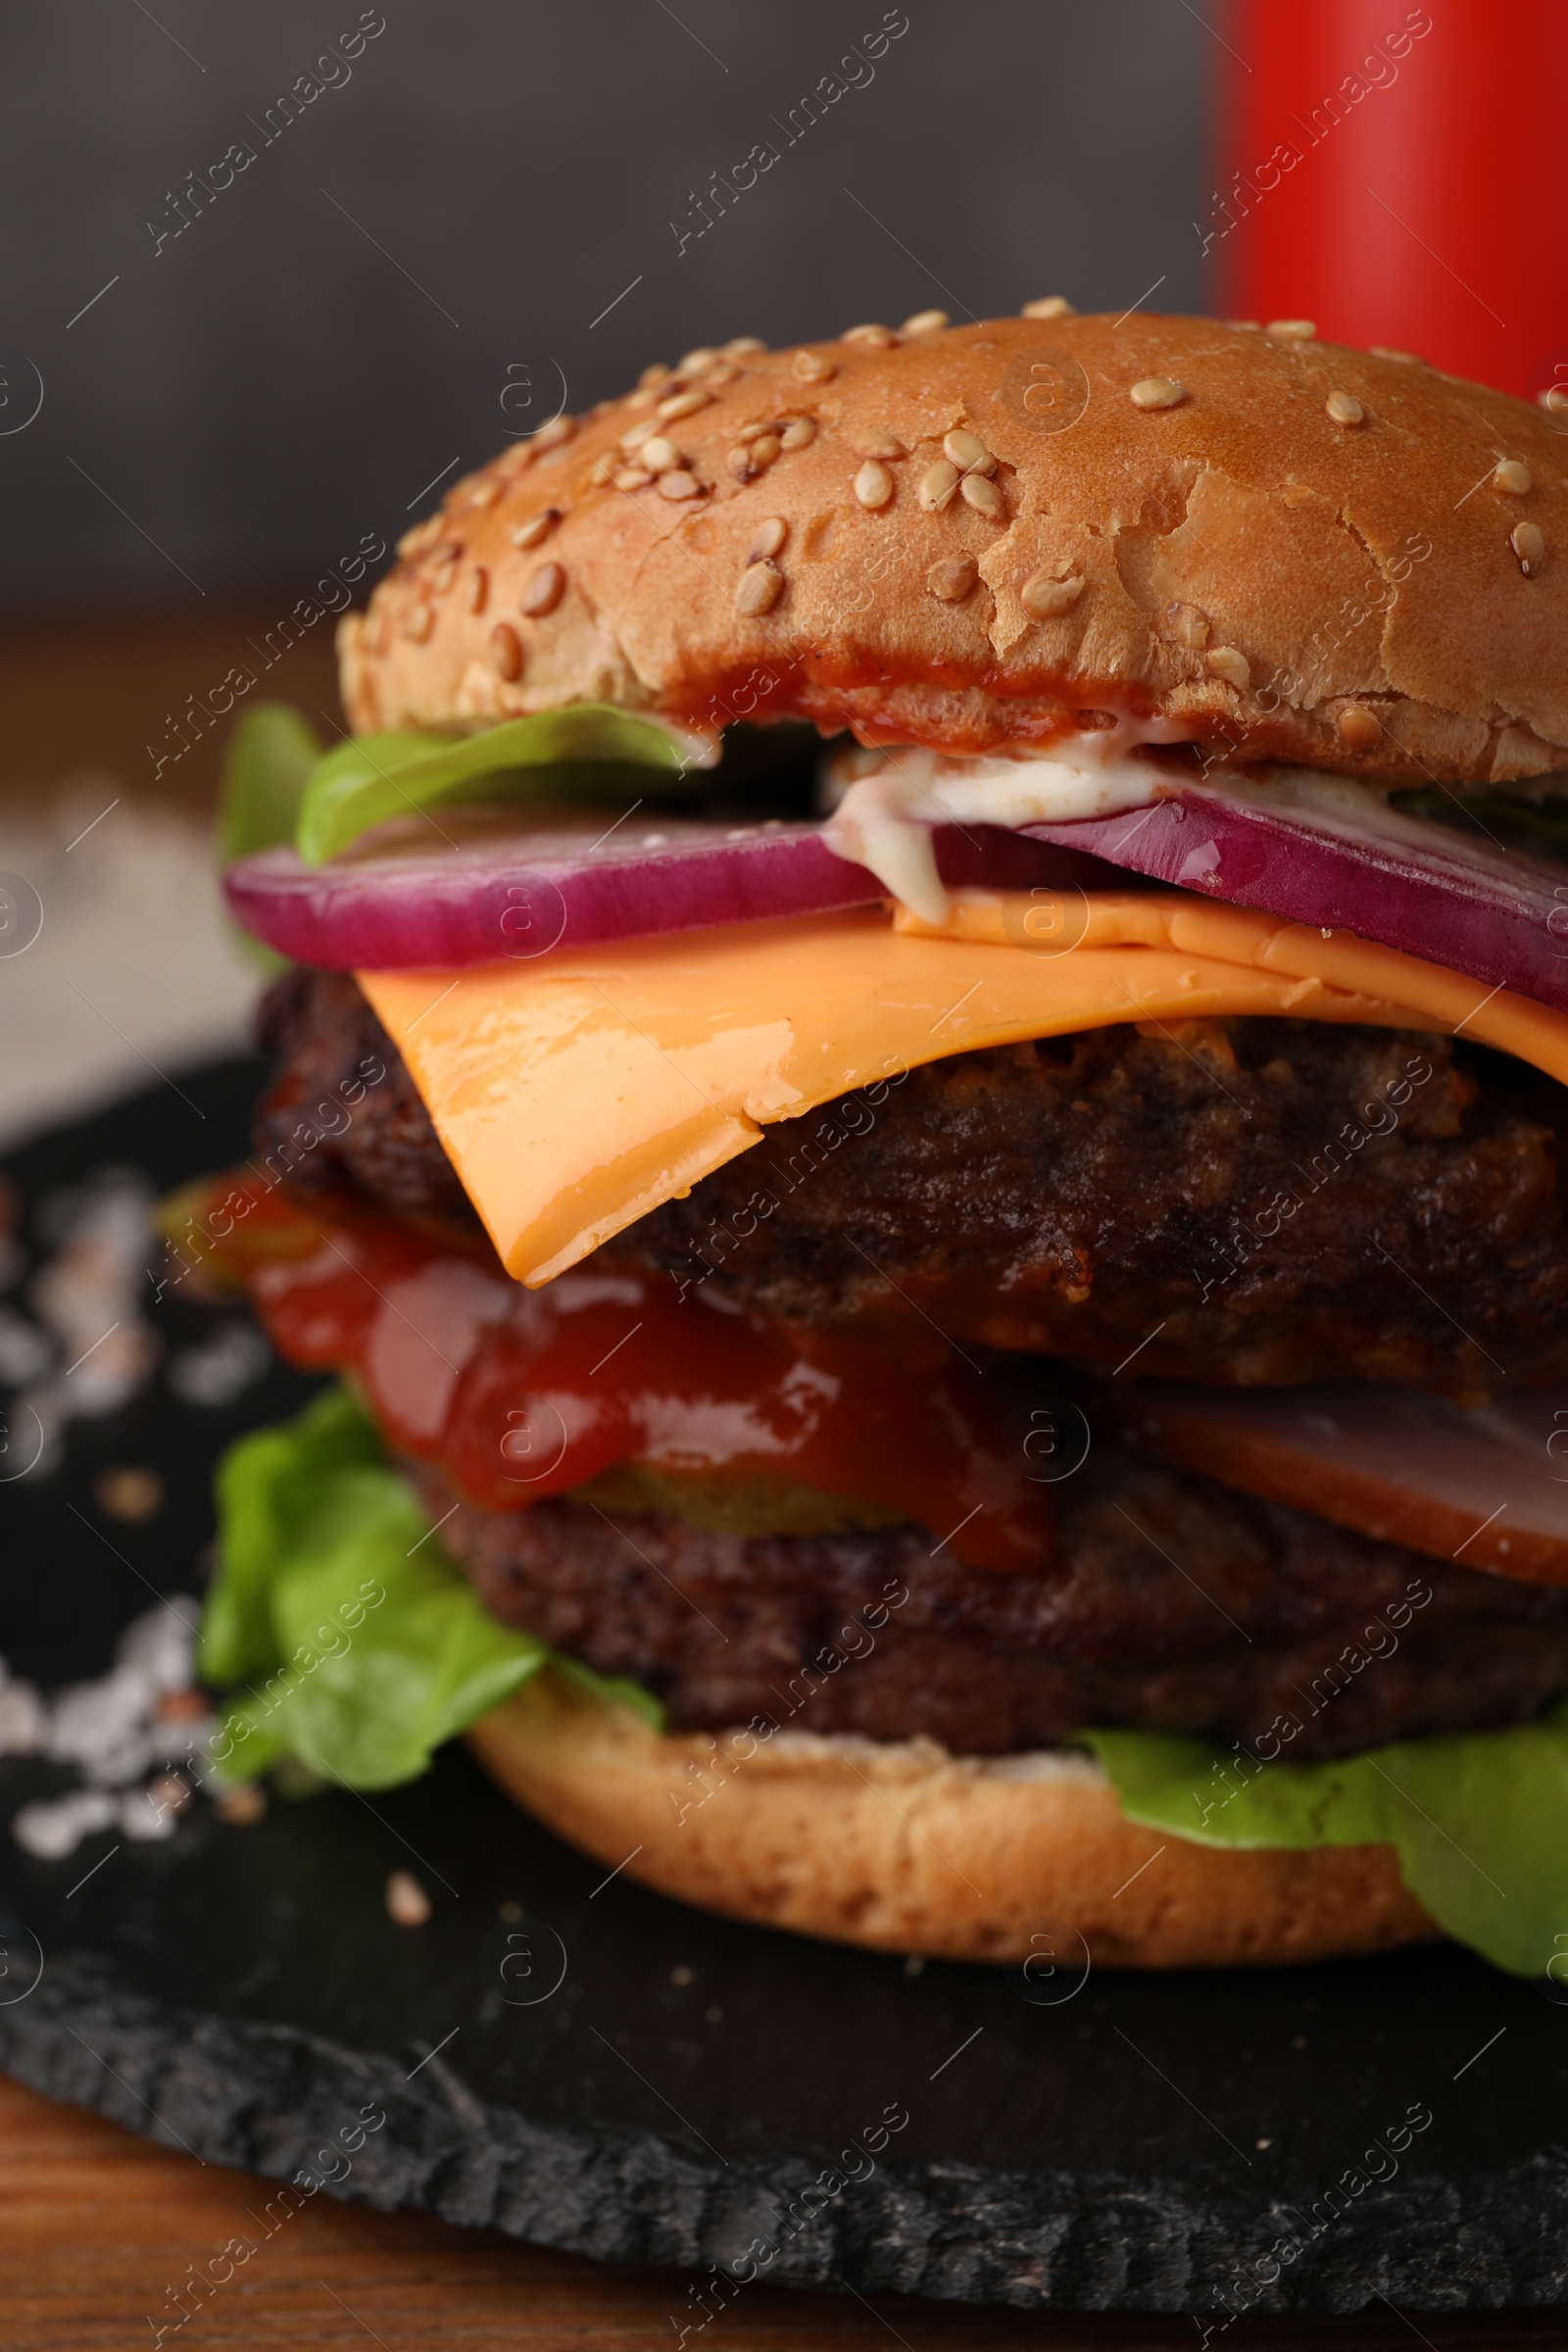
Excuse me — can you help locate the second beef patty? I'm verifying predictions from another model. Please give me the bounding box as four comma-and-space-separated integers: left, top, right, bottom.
403, 1443, 1568, 1759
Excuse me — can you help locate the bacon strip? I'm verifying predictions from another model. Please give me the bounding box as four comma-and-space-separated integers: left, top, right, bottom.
1121, 1383, 1568, 1586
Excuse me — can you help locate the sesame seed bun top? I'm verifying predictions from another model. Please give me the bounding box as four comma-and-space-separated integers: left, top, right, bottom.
339, 310, 1568, 785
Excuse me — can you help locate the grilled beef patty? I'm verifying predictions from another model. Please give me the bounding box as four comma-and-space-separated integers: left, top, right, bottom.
258, 967, 1568, 1391
402, 1444, 1568, 1758
257, 967, 477, 1231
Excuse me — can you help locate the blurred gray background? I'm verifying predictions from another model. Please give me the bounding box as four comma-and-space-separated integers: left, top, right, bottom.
2, 0, 1209, 600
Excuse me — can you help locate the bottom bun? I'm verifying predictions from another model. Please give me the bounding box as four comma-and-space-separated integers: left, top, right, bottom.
466, 1672, 1437, 1968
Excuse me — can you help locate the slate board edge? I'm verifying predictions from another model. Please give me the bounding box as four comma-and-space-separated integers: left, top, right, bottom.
4, 1946, 1568, 2316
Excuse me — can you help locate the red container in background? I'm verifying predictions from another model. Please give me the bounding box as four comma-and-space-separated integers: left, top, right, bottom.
1212, 1, 1568, 398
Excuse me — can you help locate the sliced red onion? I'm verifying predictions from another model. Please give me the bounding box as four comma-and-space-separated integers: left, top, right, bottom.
223, 811, 1122, 970
1025, 767, 1568, 1013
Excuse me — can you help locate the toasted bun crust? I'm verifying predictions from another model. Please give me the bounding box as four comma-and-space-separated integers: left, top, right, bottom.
342, 313, 1568, 785
466, 1673, 1436, 1968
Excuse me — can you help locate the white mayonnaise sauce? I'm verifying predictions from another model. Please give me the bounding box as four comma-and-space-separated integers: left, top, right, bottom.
651, 716, 725, 770
822, 729, 1568, 927
822, 720, 1196, 924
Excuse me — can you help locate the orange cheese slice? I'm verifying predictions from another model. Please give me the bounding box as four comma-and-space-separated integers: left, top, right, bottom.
358, 892, 1568, 1287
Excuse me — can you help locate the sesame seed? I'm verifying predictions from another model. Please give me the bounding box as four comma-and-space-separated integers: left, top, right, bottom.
1224, 319, 1262, 331
1206, 646, 1250, 689
466, 566, 489, 614
749, 433, 782, 467
658, 387, 712, 422
1542, 388, 1568, 416
95, 1465, 163, 1521
1371, 346, 1422, 365
1130, 376, 1187, 411
726, 445, 754, 483
533, 415, 576, 449
620, 417, 660, 451
927, 557, 978, 602
464, 476, 504, 509
428, 559, 459, 597
1021, 296, 1075, 319
386, 1869, 431, 1929
1325, 390, 1365, 426
792, 350, 836, 383
624, 387, 662, 413
960, 473, 1004, 519
736, 420, 774, 443
854, 459, 895, 510
217, 1784, 267, 1826
678, 347, 721, 374
613, 466, 654, 491
750, 516, 788, 561
1336, 705, 1383, 748
857, 429, 906, 461
659, 468, 704, 501
1021, 569, 1085, 619
1266, 318, 1316, 339
510, 510, 559, 549
705, 363, 740, 386
520, 560, 565, 617
639, 435, 682, 474
1494, 459, 1534, 496
723, 336, 767, 357
943, 427, 995, 476
735, 560, 783, 616
490, 622, 524, 680
917, 459, 959, 512
902, 309, 949, 336
779, 416, 816, 448
401, 602, 435, 642
1512, 520, 1546, 574
1165, 600, 1210, 649
396, 515, 444, 559
638, 364, 671, 389
843, 323, 899, 347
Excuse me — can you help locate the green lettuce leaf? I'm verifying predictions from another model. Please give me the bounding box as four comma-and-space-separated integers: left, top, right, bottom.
218, 703, 326, 971
294, 705, 695, 865
203, 1385, 661, 1789
219, 702, 325, 862
1085, 1718, 1568, 1977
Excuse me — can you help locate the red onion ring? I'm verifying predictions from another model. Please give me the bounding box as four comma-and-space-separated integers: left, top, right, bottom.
223, 814, 1121, 970
1025, 770, 1568, 1013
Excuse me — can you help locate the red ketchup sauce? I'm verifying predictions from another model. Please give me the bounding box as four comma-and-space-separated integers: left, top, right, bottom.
193, 1175, 1052, 1571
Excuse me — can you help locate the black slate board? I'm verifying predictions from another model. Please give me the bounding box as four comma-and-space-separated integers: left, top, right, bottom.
2, 1060, 1567, 2320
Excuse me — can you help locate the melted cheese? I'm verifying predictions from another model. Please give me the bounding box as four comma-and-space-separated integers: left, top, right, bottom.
359, 895, 1568, 1287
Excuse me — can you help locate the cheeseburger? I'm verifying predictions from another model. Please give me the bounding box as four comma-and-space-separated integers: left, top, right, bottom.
189, 308, 1568, 1974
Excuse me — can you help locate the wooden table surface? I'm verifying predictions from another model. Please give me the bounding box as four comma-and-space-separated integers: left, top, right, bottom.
0, 608, 1561, 2348
0, 598, 342, 817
